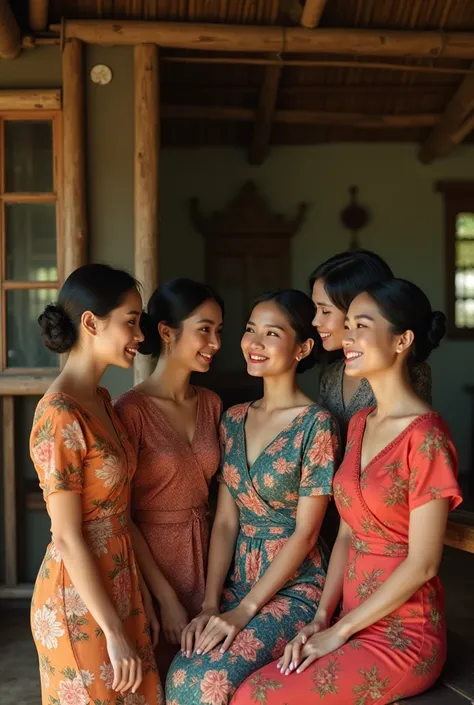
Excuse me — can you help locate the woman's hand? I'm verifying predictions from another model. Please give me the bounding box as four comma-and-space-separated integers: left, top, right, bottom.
181, 606, 220, 657
142, 591, 159, 649
159, 592, 188, 646
280, 623, 348, 675
105, 628, 143, 694
277, 612, 330, 675
195, 605, 253, 655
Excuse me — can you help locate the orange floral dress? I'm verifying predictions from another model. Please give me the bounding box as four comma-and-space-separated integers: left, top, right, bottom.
30, 388, 164, 705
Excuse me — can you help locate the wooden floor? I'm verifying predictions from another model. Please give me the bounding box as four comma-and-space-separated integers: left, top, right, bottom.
1, 546, 472, 705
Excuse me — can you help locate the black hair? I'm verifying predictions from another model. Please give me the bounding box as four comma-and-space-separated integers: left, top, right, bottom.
309, 250, 394, 313
364, 278, 446, 362
38, 264, 139, 354
251, 289, 318, 374
140, 278, 225, 357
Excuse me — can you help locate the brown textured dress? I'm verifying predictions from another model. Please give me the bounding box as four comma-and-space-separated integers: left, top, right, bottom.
113, 386, 222, 674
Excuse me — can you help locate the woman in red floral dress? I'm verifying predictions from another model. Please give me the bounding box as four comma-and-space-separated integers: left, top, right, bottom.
232, 278, 462, 705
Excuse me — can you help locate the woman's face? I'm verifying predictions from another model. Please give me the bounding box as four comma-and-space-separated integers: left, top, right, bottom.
168, 299, 223, 372
241, 301, 307, 378
342, 292, 406, 378
93, 287, 145, 369
311, 277, 346, 352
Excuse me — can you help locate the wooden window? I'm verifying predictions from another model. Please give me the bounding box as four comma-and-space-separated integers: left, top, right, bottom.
0, 112, 62, 372
437, 181, 474, 340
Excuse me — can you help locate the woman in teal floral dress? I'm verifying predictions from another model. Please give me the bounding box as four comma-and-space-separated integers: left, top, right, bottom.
166, 290, 339, 705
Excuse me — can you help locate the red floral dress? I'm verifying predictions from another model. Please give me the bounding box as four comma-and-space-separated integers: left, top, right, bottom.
231, 409, 462, 705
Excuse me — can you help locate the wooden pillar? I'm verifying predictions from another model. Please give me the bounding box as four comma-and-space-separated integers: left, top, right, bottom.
301, 0, 328, 29
249, 62, 282, 165
134, 44, 159, 384
63, 38, 87, 277
0, 0, 21, 59
28, 0, 48, 32
3, 396, 16, 586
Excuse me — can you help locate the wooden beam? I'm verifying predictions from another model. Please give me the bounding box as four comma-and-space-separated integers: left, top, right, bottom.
0, 374, 57, 395
162, 104, 439, 128
301, 0, 328, 29
0, 0, 21, 59
53, 20, 474, 60
419, 67, 474, 163
63, 39, 87, 278
134, 44, 159, 385
0, 89, 60, 110
249, 61, 282, 165
29, 0, 48, 32
445, 520, 474, 553
2, 396, 17, 586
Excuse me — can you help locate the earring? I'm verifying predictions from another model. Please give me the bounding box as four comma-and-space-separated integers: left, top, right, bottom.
166, 341, 172, 356
296, 355, 301, 361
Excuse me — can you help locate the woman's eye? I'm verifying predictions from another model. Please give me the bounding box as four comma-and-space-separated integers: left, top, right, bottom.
200, 327, 210, 333
267, 331, 278, 337
357, 323, 366, 329
245, 326, 254, 333
128, 319, 136, 326
322, 310, 330, 316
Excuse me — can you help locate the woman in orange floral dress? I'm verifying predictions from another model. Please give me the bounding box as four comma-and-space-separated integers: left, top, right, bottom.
30, 264, 163, 705
232, 279, 462, 705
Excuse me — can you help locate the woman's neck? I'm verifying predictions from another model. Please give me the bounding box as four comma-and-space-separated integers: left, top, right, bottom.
143, 356, 192, 402
58, 349, 107, 401
365, 364, 418, 419
258, 373, 304, 412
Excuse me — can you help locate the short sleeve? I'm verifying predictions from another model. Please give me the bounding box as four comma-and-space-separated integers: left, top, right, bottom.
30, 397, 88, 499
410, 362, 432, 405
113, 393, 142, 459
408, 418, 462, 512
299, 410, 340, 498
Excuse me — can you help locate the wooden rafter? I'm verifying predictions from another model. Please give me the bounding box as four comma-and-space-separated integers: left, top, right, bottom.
0, 0, 21, 59
0, 89, 60, 109
419, 67, 474, 164
301, 0, 328, 29
52, 20, 474, 60
29, 0, 49, 32
249, 60, 282, 165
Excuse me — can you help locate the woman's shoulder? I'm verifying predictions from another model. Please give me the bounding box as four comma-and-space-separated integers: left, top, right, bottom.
195, 386, 222, 410
112, 388, 142, 411
222, 402, 250, 425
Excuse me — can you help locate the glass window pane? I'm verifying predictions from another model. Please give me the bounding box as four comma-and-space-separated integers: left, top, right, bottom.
456, 213, 474, 239
5, 121, 53, 193
6, 203, 57, 281
455, 298, 474, 329
7, 289, 59, 368
456, 240, 474, 268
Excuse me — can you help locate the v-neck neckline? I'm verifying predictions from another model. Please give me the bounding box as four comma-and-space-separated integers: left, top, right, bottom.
132, 386, 201, 450
241, 401, 316, 473
357, 406, 440, 476
44, 388, 125, 456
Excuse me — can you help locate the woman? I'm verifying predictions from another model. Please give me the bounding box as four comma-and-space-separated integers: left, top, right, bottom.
166, 289, 339, 705
30, 264, 163, 705
311, 250, 431, 444
232, 278, 462, 705
114, 279, 224, 679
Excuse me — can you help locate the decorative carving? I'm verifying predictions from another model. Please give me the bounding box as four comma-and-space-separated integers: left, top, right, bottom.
190, 181, 306, 238
340, 186, 370, 250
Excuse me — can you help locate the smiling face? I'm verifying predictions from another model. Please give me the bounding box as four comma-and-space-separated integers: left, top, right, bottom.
166, 298, 223, 372
342, 292, 412, 378
241, 301, 310, 378
91, 287, 145, 369
311, 277, 346, 352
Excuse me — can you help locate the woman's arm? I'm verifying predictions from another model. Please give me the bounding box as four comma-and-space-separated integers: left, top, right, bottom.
196, 493, 329, 655
314, 517, 352, 624
181, 483, 239, 656
49, 492, 142, 694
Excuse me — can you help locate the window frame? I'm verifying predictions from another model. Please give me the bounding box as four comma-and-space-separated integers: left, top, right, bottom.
0, 110, 63, 373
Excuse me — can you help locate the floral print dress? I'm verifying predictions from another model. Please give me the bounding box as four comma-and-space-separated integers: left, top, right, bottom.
232, 408, 462, 705
165, 402, 339, 705
30, 388, 163, 705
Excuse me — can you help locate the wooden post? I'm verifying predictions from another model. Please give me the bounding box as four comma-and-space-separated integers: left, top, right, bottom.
249, 61, 282, 165
419, 67, 474, 164
134, 44, 159, 384
301, 0, 328, 29
29, 0, 48, 32
63, 38, 87, 277
3, 396, 17, 586
0, 0, 21, 59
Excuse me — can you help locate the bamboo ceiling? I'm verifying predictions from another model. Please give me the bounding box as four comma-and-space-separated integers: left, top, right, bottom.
12, 0, 474, 147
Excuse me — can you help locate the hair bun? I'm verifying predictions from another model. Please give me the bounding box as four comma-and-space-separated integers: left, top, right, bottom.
427, 310, 446, 349
38, 304, 76, 353
138, 311, 161, 356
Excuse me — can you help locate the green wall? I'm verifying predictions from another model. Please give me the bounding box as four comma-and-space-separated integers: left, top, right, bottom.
1, 45, 473, 580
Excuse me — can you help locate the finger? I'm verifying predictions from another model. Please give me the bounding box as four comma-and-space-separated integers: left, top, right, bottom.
122, 657, 136, 694
133, 658, 143, 694
289, 640, 302, 670
112, 662, 122, 692
181, 623, 190, 653
296, 653, 318, 674
185, 624, 197, 657
196, 622, 219, 653
278, 644, 293, 673
193, 620, 208, 652
220, 630, 237, 654
202, 632, 227, 655
116, 660, 130, 692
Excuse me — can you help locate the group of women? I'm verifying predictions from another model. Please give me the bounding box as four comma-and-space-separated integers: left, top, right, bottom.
29, 250, 462, 705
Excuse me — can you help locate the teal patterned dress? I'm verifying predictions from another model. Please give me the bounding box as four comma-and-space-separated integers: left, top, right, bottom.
165, 402, 339, 705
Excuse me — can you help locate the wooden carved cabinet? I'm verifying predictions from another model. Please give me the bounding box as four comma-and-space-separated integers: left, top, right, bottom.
191, 182, 306, 408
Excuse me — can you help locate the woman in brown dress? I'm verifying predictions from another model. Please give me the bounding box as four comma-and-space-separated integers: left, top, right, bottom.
114, 278, 224, 680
